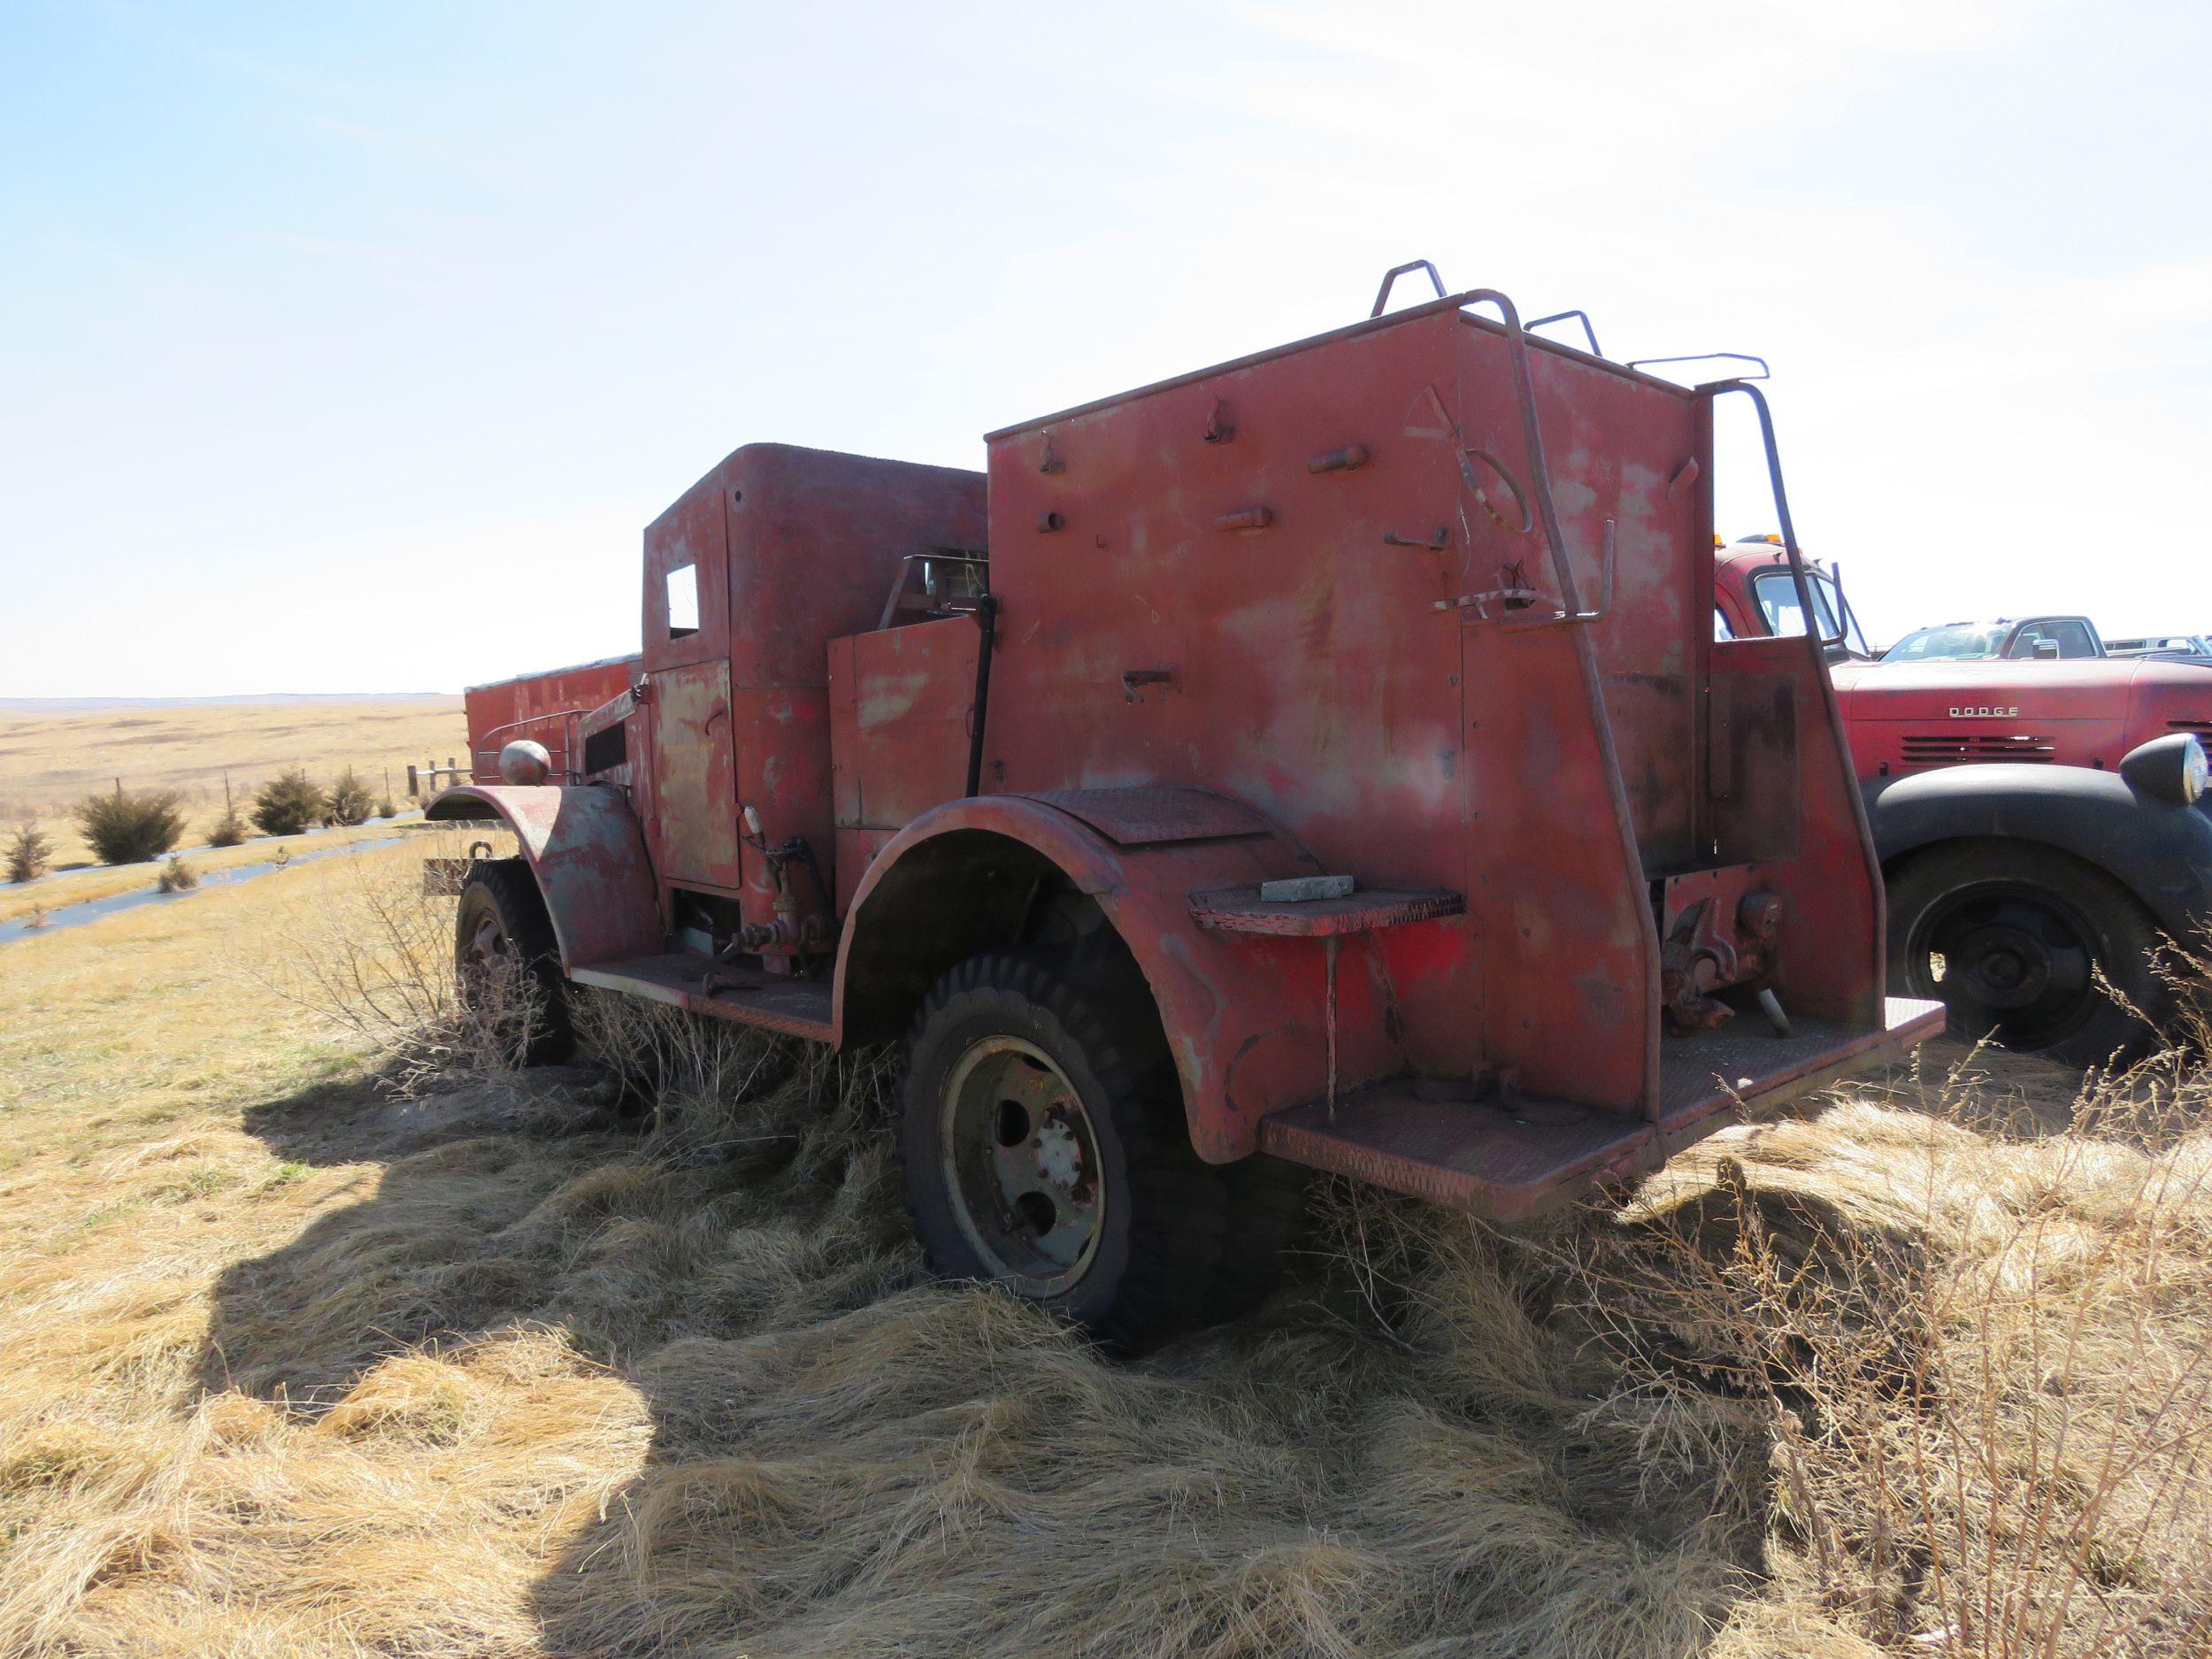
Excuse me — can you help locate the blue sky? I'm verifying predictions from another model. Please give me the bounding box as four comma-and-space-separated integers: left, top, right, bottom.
4, 0, 2208, 695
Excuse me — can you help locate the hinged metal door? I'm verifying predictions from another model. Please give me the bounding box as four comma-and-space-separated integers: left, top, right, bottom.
641, 478, 742, 893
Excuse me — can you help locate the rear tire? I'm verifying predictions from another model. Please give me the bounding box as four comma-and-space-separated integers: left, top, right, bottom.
454, 861, 573, 1064
1886, 841, 2169, 1067
899, 949, 1277, 1350
1204, 1153, 1310, 1325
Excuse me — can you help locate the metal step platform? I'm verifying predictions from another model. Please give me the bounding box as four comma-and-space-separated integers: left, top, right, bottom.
1258, 997, 1946, 1221
568, 953, 834, 1041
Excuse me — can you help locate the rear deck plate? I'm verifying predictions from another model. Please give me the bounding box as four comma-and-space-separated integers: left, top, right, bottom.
1257, 997, 1946, 1220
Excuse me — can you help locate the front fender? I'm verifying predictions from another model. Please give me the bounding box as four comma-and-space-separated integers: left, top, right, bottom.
833, 790, 1409, 1162
1865, 765, 2212, 942
426, 783, 661, 970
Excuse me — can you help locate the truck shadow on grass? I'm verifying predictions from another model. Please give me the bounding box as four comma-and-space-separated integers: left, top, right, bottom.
195, 1048, 1931, 1658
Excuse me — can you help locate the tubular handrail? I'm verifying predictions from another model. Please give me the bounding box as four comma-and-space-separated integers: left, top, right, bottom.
1700, 379, 1839, 652
1627, 350, 1770, 381
1524, 308, 1603, 357
1456, 288, 1587, 618
1370, 259, 1448, 319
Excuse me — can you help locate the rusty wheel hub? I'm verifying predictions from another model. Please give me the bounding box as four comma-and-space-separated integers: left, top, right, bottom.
939, 1036, 1104, 1297
1916, 887, 2094, 1048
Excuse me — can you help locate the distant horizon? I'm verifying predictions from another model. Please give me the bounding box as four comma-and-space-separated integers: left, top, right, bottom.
0, 692, 466, 710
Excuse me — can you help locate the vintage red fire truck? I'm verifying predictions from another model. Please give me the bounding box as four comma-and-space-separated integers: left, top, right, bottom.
1715, 540, 2212, 1063
432, 268, 1948, 1343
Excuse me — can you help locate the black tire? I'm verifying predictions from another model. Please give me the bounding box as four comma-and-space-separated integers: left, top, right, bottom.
1205, 1153, 1310, 1325
1886, 841, 2170, 1067
454, 861, 573, 1064
898, 949, 1244, 1350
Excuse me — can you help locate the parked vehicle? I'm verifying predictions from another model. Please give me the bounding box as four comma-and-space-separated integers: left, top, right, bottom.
430, 268, 1940, 1344
1716, 542, 2212, 1063
1882, 616, 2105, 662
2108, 634, 2212, 664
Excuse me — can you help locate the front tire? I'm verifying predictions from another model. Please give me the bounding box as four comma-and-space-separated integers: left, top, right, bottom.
897, 950, 1240, 1350
1886, 841, 2169, 1067
454, 861, 573, 1064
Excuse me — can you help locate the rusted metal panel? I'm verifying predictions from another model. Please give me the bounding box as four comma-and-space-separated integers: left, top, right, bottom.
1189, 886, 1464, 936
1257, 997, 1945, 1220
648, 660, 742, 892
981, 306, 1665, 1118
731, 685, 835, 939
425, 783, 661, 969
828, 617, 980, 832
831, 825, 899, 916
462, 656, 639, 783
1707, 648, 1801, 860
1259, 1084, 1652, 1221
1655, 996, 1947, 1136
641, 442, 987, 926
642, 479, 730, 671
1014, 787, 1277, 847
835, 793, 1436, 1161
570, 953, 833, 1041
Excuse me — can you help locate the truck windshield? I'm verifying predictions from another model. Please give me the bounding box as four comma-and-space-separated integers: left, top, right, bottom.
1881, 624, 2008, 662
1750, 570, 1870, 657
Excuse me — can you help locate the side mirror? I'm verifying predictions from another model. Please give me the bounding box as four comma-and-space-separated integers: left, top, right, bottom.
2032, 639, 2060, 660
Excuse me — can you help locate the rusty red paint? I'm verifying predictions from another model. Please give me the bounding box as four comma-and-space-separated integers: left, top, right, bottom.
439, 286, 1933, 1221
1713, 546, 2212, 779
463, 656, 637, 782
1189, 886, 1465, 937
425, 783, 660, 968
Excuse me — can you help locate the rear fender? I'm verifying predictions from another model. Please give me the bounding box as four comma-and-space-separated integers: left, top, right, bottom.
833, 790, 1418, 1162
426, 784, 662, 970
1865, 766, 2212, 942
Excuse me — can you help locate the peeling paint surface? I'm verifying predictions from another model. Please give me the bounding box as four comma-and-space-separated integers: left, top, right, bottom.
427, 784, 661, 969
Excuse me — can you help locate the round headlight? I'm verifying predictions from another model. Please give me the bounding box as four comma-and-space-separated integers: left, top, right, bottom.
498, 739, 552, 786
2119, 732, 2208, 805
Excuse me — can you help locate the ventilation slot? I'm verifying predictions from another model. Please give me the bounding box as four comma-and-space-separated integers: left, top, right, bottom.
582, 722, 628, 775
2166, 718, 2212, 737
1898, 733, 2056, 767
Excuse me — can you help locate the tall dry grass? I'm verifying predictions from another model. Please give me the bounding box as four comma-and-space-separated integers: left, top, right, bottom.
1, 852, 2208, 1656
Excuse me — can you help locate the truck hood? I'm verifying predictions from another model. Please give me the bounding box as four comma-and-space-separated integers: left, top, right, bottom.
1832, 657, 2212, 719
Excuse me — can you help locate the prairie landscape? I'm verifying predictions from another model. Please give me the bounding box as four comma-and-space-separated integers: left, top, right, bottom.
2, 811, 2208, 1655
0, 697, 468, 869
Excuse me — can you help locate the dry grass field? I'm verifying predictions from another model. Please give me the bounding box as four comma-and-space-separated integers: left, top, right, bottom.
2, 841, 2208, 1657
0, 698, 467, 869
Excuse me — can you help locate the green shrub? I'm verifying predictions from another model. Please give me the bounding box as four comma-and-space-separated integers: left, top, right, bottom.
6, 819, 52, 884
207, 807, 248, 848
74, 787, 187, 864
251, 770, 326, 837
324, 768, 374, 827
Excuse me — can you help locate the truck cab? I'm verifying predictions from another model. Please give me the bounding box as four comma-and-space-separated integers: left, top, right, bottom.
1712, 534, 1870, 658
